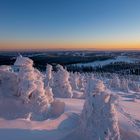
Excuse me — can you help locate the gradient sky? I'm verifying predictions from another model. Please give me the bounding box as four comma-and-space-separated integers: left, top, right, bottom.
0, 0, 140, 50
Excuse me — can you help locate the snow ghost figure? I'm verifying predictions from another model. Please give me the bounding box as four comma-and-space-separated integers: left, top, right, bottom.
120, 77, 129, 92
45, 86, 54, 104
128, 81, 140, 92
14, 55, 53, 120
79, 78, 120, 140
52, 65, 73, 98
69, 72, 79, 90
45, 64, 53, 87
70, 72, 85, 91
110, 74, 121, 90
14, 55, 33, 67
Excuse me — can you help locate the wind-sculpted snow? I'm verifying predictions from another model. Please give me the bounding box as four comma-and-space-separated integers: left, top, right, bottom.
0, 56, 140, 140
69, 72, 85, 91
45, 64, 53, 87
0, 56, 56, 120
52, 65, 73, 98
14, 55, 33, 67
45, 86, 54, 104
106, 74, 140, 93
79, 78, 120, 140
0, 70, 18, 97
17, 65, 50, 120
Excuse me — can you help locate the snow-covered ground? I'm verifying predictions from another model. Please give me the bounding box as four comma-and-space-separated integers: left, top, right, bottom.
0, 96, 140, 140
0, 55, 140, 140
72, 56, 140, 68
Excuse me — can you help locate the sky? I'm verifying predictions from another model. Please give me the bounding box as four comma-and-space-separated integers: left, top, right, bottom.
0, 0, 140, 50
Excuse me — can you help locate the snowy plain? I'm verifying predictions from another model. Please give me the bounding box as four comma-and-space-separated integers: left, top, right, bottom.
0, 97, 140, 140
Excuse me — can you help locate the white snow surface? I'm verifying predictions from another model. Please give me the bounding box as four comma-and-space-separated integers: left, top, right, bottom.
0, 56, 140, 140
72, 56, 140, 68
0, 96, 140, 140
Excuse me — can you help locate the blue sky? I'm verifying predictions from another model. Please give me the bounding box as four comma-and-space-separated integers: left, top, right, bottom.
0, 0, 140, 49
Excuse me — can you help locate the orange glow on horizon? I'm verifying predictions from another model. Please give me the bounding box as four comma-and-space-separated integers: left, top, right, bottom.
0, 40, 140, 51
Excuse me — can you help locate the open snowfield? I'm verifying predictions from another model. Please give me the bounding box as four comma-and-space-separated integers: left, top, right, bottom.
0, 95, 140, 140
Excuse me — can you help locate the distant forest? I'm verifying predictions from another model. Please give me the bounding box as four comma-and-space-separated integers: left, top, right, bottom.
0, 52, 140, 75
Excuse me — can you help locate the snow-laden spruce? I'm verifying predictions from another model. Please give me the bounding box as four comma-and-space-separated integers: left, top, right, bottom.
109, 74, 121, 90
128, 80, 140, 92
70, 72, 85, 91
52, 65, 73, 98
45, 64, 53, 87
79, 78, 120, 140
15, 55, 54, 120
69, 72, 79, 90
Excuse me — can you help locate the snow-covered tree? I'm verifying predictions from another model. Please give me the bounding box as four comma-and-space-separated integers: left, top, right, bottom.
45, 64, 53, 87
79, 78, 120, 140
120, 77, 129, 92
52, 65, 73, 98
128, 81, 140, 92
45, 85, 54, 104
15, 56, 53, 120
109, 74, 121, 90
14, 55, 33, 67
69, 72, 79, 90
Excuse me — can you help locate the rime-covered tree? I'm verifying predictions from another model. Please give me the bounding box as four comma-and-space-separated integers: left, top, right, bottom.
15, 56, 53, 120
52, 65, 73, 98
45, 64, 53, 87
79, 78, 120, 140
